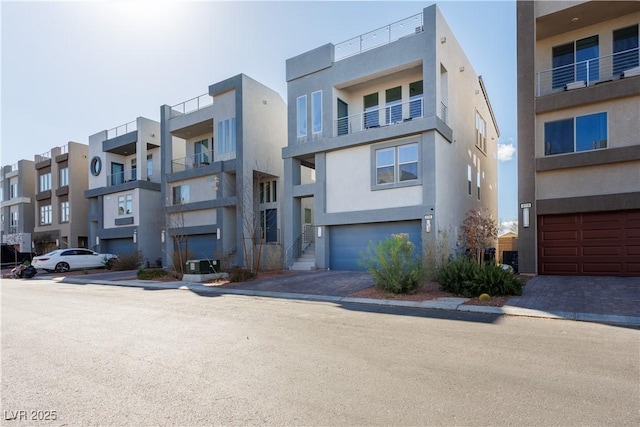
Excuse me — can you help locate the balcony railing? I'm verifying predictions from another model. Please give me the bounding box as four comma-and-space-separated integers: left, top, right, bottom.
35, 150, 51, 163
335, 13, 424, 61
170, 93, 213, 117
107, 120, 137, 139
333, 98, 423, 137
171, 151, 215, 173
536, 47, 639, 97
105, 168, 161, 187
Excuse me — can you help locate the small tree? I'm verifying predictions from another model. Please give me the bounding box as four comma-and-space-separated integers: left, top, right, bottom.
459, 207, 498, 264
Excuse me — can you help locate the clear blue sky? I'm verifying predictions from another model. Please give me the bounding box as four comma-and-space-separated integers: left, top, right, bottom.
1, 0, 517, 223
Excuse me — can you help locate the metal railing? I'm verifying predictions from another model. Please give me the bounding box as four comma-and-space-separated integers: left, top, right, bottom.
59, 144, 68, 156
536, 47, 639, 97
107, 120, 137, 139
171, 151, 215, 173
35, 150, 51, 163
10, 163, 19, 172
333, 98, 423, 137
105, 168, 161, 186
335, 13, 424, 61
285, 224, 316, 268
170, 93, 213, 117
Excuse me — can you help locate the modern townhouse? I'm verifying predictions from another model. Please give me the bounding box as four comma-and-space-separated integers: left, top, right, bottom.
1, 160, 36, 253
85, 117, 164, 265
160, 74, 287, 270
31, 142, 89, 254
283, 4, 499, 271
517, 0, 640, 276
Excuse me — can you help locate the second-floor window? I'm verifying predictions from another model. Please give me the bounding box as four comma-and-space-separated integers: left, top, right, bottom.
375, 143, 418, 186
172, 185, 190, 205
544, 112, 607, 156
118, 194, 133, 215
59, 167, 69, 187
297, 95, 307, 137
9, 180, 17, 198
39, 172, 52, 192
217, 119, 236, 155
60, 201, 70, 223
40, 205, 52, 225
476, 112, 487, 152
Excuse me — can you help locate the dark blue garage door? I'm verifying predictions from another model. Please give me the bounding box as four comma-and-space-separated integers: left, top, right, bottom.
329, 221, 422, 271
104, 238, 135, 256
181, 234, 217, 260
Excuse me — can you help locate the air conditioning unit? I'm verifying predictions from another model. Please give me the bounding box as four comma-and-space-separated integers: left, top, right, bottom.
186, 259, 220, 274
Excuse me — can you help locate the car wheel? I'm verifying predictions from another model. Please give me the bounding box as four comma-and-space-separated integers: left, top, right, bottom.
55, 262, 70, 273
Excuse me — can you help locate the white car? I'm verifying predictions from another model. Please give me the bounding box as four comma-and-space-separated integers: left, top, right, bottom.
32, 248, 118, 273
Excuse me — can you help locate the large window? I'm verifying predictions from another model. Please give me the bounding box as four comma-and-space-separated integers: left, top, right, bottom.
217, 118, 236, 154
59, 167, 69, 187
259, 180, 277, 204
552, 35, 599, 88
385, 86, 402, 125
130, 158, 137, 180
409, 80, 424, 119
110, 162, 124, 186
147, 154, 153, 177
118, 194, 133, 215
297, 95, 307, 137
10, 180, 18, 198
10, 211, 18, 233
475, 112, 487, 152
195, 139, 209, 165
40, 205, 52, 225
544, 112, 607, 156
364, 92, 379, 128
39, 172, 51, 192
60, 201, 70, 223
172, 185, 190, 205
312, 91, 322, 134
613, 25, 639, 76
374, 143, 419, 186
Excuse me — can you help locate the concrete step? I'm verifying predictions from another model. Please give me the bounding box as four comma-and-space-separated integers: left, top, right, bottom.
289, 261, 315, 271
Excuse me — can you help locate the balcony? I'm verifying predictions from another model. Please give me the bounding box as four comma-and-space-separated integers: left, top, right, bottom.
536, 47, 639, 97
105, 168, 161, 187
170, 94, 213, 118
171, 151, 215, 173
334, 13, 424, 61
333, 98, 423, 137
107, 120, 137, 140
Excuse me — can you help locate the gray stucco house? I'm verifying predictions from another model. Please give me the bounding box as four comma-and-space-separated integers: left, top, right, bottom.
1, 159, 36, 253
283, 4, 499, 270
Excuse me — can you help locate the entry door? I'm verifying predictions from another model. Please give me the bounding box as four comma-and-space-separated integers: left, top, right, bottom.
111, 162, 124, 185
337, 99, 348, 135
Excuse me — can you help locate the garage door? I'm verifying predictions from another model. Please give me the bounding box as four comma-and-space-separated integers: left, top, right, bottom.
177, 234, 217, 260
330, 221, 422, 271
538, 210, 640, 276
104, 238, 135, 256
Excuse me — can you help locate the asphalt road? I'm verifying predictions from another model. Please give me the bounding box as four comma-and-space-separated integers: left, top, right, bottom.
2, 279, 639, 426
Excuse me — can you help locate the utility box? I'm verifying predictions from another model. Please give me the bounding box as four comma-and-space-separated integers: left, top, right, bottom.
186, 259, 220, 274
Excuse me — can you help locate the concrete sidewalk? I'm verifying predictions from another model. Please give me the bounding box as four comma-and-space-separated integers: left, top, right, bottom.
29, 269, 640, 327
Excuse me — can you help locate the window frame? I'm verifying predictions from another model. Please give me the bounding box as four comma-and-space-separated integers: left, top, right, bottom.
117, 194, 133, 215
40, 204, 52, 225
59, 167, 69, 187
371, 140, 421, 191
60, 201, 70, 223
544, 111, 608, 156
297, 95, 307, 138
311, 90, 322, 134
39, 172, 52, 192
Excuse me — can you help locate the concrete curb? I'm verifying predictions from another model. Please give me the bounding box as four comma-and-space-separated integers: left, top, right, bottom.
47, 276, 640, 327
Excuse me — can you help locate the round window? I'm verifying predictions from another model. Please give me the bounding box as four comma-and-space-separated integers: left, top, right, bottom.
90, 156, 102, 176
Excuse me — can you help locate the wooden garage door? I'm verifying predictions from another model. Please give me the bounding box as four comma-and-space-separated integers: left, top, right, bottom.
538, 210, 640, 276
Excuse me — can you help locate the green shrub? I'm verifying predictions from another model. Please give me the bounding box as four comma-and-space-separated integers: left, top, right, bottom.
438, 258, 524, 297
359, 233, 425, 294
229, 268, 255, 282
136, 268, 169, 280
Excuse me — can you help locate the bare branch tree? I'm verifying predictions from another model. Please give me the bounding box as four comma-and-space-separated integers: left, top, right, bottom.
459, 207, 498, 264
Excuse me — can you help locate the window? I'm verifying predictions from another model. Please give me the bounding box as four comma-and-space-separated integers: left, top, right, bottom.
131, 158, 137, 180
374, 143, 419, 186
297, 95, 307, 137
312, 91, 322, 134
60, 201, 70, 223
195, 139, 209, 165
172, 185, 190, 205
544, 112, 607, 155
118, 194, 133, 215
337, 99, 349, 136
10, 180, 18, 198
613, 25, 639, 75
477, 166, 481, 200
364, 92, 379, 128
10, 211, 18, 233
385, 86, 402, 124
217, 118, 236, 154
260, 181, 278, 203
110, 162, 124, 186
552, 35, 600, 88
147, 154, 153, 177
475, 112, 487, 152
468, 165, 472, 195
59, 167, 69, 187
409, 80, 424, 119
90, 156, 102, 176
304, 208, 312, 224
40, 205, 52, 225
39, 172, 51, 192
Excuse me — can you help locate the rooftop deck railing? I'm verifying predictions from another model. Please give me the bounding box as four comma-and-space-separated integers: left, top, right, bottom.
35, 150, 51, 163
171, 151, 215, 173
107, 120, 137, 140
536, 47, 639, 97
170, 94, 213, 117
335, 13, 424, 61
332, 98, 424, 137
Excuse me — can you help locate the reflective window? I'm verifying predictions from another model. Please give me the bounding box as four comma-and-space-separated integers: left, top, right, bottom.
312, 91, 322, 134
297, 95, 307, 137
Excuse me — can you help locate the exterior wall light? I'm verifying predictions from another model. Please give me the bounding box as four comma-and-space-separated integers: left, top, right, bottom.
521, 203, 532, 228
425, 214, 433, 233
